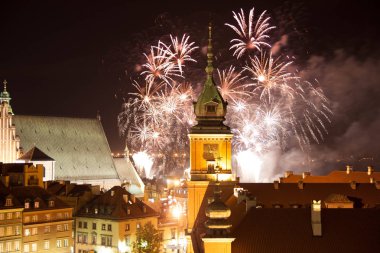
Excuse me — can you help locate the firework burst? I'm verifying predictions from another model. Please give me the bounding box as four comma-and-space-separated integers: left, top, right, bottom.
225, 7, 275, 58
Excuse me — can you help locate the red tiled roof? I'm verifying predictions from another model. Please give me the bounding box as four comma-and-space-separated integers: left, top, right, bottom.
232, 208, 380, 253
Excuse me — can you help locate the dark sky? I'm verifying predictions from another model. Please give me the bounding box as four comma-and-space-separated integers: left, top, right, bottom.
0, 0, 379, 158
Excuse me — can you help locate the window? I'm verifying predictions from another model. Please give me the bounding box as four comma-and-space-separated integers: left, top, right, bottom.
101, 235, 112, 246
31, 215, 38, 222
45, 214, 51, 221
5, 242, 11, 252
44, 226, 50, 233
15, 212, 21, 219
32, 227, 38, 235
64, 223, 69, 231
25, 202, 30, 209
6, 226, 12, 236
0, 213, 4, 220
34, 201, 39, 208
63, 239, 69, 247
5, 198, 12, 206
0, 227, 4, 236
92, 223, 96, 230
64, 212, 69, 219
206, 105, 216, 113
101, 224, 106, 231
24, 244, 29, 253
31, 243, 37, 252
83, 234, 88, 244
56, 240, 62, 248
44, 240, 49, 250
107, 224, 112, 231
49, 200, 55, 207
14, 240, 20, 251
125, 224, 130, 231
136, 223, 141, 229
57, 225, 62, 232
15, 226, 20, 235
91, 234, 97, 244
0, 243, 3, 253
78, 221, 82, 228
95, 208, 98, 214
77, 234, 82, 243
83, 222, 88, 229
6, 213, 12, 219
171, 228, 176, 239
24, 228, 30, 236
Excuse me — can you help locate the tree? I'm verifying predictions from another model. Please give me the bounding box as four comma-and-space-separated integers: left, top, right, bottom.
132, 222, 162, 253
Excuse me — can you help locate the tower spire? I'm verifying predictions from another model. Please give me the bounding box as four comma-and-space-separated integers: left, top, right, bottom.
0, 79, 13, 115
3, 80, 7, 92
205, 23, 214, 79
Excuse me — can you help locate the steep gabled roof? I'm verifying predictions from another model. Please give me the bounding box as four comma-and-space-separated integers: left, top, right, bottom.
13, 115, 119, 181
113, 157, 144, 196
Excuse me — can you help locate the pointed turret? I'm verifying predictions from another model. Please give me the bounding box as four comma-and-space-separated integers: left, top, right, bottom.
191, 24, 230, 134
0, 80, 13, 114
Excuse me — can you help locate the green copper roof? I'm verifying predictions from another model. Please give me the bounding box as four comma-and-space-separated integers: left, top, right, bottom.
191, 25, 230, 134
13, 115, 120, 181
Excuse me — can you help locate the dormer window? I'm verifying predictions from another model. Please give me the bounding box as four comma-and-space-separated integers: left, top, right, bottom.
34, 201, 39, 208
5, 198, 13, 207
94, 208, 98, 214
25, 201, 30, 209
48, 200, 55, 207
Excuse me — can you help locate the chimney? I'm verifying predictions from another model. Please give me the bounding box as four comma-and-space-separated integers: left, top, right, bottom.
246, 196, 256, 212
350, 181, 357, 190
311, 200, 322, 236
123, 194, 129, 203
110, 190, 115, 197
375, 181, 380, 190
298, 180, 304, 190
367, 166, 374, 175
302, 172, 311, 179
285, 171, 293, 178
273, 180, 279, 190
346, 165, 353, 174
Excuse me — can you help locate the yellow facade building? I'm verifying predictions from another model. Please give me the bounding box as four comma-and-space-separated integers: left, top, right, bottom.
186, 26, 236, 253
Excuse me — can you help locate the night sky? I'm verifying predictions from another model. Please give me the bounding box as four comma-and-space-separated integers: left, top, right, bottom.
1, 0, 379, 171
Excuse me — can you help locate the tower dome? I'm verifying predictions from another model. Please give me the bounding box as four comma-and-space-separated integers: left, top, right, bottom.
204, 184, 232, 234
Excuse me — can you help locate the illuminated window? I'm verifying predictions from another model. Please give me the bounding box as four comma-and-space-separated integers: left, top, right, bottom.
15, 226, 20, 235
64, 212, 69, 219
6, 226, 12, 236
5, 242, 11, 252
125, 224, 130, 231
0, 243, 3, 252
63, 239, 69, 247
48, 200, 55, 207
136, 223, 141, 229
25, 202, 30, 209
56, 240, 62, 248
44, 240, 49, 250
44, 226, 50, 233
15, 212, 21, 219
6, 213, 12, 220
14, 240, 20, 251
31, 243, 37, 252
24, 228, 30, 236
0, 213, 4, 220
31, 215, 38, 222
24, 244, 30, 253
57, 225, 62, 232
5, 198, 12, 206
64, 224, 69, 231
31, 227, 38, 235
34, 201, 39, 208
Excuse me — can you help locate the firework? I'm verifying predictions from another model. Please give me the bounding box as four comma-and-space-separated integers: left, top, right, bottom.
225, 7, 275, 58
